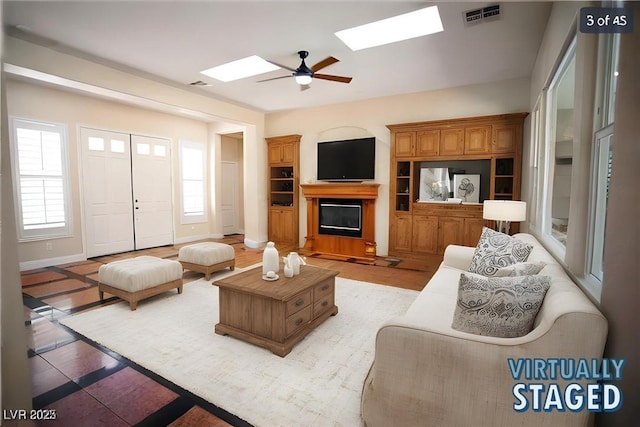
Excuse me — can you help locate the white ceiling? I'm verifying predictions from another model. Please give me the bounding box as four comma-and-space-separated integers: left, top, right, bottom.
3, 1, 552, 113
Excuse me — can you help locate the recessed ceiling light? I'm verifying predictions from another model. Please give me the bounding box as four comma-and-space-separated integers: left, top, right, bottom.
201, 55, 280, 82
335, 5, 443, 51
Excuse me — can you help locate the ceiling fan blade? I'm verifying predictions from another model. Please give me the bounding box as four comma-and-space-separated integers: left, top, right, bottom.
314, 73, 352, 84
265, 60, 297, 72
257, 75, 292, 83
311, 56, 339, 72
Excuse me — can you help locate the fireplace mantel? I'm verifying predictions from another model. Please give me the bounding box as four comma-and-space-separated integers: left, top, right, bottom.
300, 183, 380, 199
300, 183, 379, 264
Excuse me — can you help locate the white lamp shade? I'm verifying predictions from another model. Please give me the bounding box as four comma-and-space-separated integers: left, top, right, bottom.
483, 200, 527, 222
295, 75, 312, 85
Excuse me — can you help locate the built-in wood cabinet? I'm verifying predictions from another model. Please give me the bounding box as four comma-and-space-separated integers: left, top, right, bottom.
464, 125, 491, 155
440, 129, 465, 156
268, 138, 296, 164
412, 215, 439, 254
391, 204, 485, 255
387, 113, 527, 257
266, 134, 300, 245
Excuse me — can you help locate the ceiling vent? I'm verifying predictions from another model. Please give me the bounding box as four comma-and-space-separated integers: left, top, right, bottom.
464, 4, 501, 26
188, 80, 211, 86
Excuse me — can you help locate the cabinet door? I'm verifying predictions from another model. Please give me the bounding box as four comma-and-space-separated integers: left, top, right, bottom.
412, 215, 438, 254
438, 217, 464, 253
439, 129, 464, 156
416, 130, 439, 157
268, 143, 283, 164
492, 124, 518, 154
269, 209, 295, 243
391, 215, 412, 252
395, 132, 415, 157
464, 126, 491, 155
280, 142, 296, 163
463, 218, 485, 247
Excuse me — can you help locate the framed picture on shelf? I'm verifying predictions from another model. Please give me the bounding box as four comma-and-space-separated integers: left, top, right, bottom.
419, 168, 449, 202
453, 174, 480, 203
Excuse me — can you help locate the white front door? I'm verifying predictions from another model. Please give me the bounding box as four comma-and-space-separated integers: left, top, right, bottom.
80, 128, 135, 257
131, 135, 174, 249
221, 161, 238, 235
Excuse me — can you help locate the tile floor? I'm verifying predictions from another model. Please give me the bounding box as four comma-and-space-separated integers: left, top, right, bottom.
20, 236, 433, 426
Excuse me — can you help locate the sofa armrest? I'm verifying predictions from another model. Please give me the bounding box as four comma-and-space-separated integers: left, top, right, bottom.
442, 244, 475, 270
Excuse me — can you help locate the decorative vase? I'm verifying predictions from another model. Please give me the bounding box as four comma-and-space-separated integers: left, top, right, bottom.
288, 252, 305, 275
262, 241, 279, 275
283, 257, 294, 278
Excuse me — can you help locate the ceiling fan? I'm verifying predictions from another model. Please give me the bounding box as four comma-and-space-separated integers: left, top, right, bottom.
258, 50, 352, 89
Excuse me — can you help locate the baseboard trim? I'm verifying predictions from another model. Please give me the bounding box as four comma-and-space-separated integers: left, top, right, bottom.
20, 253, 86, 271
243, 238, 264, 249
173, 233, 224, 244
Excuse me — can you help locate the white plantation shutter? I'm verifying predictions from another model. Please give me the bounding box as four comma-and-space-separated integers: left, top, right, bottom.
11, 118, 71, 240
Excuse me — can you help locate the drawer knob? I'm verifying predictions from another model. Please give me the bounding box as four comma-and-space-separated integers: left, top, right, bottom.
295, 299, 304, 306
295, 318, 303, 326
321, 285, 329, 291
322, 301, 328, 307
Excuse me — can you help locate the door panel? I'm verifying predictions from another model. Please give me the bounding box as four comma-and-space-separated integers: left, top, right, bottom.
131, 135, 174, 250
221, 161, 238, 235
80, 128, 134, 258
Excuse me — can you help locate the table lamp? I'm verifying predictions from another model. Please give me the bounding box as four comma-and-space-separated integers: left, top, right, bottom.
483, 200, 527, 234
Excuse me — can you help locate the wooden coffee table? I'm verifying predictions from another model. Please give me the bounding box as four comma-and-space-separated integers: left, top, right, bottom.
213, 264, 339, 357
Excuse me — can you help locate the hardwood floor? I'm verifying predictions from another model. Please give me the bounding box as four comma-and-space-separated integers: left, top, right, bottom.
21, 236, 437, 426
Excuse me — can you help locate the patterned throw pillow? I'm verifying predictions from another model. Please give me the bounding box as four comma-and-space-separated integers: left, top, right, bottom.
493, 261, 546, 277
451, 273, 551, 338
468, 227, 533, 276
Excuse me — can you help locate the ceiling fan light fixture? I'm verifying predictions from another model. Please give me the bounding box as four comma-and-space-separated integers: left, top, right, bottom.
294, 74, 313, 85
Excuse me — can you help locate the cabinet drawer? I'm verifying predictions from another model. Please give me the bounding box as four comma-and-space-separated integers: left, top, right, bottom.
313, 296, 333, 317
285, 306, 312, 337
285, 291, 311, 316
313, 280, 334, 300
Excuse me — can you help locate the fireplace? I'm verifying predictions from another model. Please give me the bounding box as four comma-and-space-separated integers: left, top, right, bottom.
300, 183, 379, 263
319, 199, 362, 238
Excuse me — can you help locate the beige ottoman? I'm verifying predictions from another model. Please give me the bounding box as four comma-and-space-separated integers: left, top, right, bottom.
98, 256, 183, 310
178, 242, 235, 280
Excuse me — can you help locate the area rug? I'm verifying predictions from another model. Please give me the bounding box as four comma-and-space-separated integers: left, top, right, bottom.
60, 273, 419, 426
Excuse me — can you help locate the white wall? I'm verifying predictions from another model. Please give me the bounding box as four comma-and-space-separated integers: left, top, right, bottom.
4, 36, 268, 262
266, 77, 531, 255
6, 79, 215, 265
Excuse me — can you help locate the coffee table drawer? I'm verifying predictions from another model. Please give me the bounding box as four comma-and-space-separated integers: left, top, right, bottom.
286, 306, 311, 337
285, 290, 311, 316
313, 280, 334, 299
313, 295, 333, 317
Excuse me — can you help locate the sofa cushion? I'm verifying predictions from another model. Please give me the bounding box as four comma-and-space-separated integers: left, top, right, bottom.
493, 261, 546, 277
451, 272, 551, 338
468, 227, 533, 276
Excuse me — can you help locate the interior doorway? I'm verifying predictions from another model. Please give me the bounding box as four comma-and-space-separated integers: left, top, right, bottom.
221, 133, 244, 236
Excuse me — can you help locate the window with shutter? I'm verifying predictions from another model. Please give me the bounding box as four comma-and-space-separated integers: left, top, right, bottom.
10, 118, 72, 240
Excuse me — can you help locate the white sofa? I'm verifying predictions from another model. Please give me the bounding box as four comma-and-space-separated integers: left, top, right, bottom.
361, 233, 608, 427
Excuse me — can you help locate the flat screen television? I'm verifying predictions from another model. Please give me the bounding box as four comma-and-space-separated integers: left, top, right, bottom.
317, 137, 375, 181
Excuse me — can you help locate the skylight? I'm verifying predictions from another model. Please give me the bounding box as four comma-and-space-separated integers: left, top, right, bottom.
201, 55, 280, 82
335, 5, 443, 51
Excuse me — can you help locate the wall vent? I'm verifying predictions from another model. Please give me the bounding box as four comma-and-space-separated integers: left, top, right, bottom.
464, 4, 501, 26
